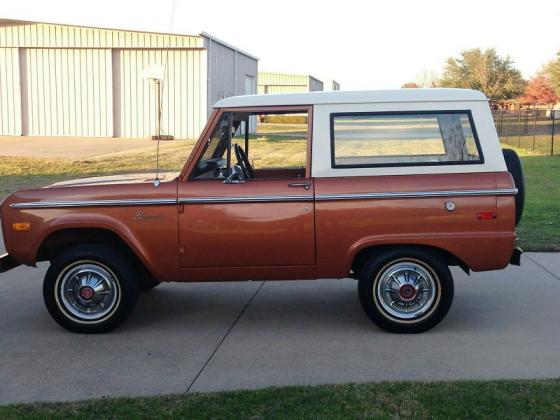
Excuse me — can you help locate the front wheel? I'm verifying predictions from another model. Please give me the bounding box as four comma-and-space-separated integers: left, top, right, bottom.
43, 244, 139, 333
358, 248, 454, 333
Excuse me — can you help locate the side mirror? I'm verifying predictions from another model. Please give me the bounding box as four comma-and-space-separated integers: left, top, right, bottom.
223, 164, 245, 184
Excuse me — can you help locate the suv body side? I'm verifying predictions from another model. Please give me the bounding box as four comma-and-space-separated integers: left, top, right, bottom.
1, 97, 516, 282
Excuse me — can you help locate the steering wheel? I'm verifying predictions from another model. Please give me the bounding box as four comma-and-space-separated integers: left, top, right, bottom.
234, 143, 255, 179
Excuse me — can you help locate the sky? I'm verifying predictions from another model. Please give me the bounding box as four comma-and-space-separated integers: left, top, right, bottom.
2, 0, 560, 90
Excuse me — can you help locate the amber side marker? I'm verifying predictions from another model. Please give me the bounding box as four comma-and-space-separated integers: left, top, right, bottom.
12, 222, 31, 231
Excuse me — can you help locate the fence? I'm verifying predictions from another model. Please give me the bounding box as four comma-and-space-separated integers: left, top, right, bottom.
491, 109, 558, 155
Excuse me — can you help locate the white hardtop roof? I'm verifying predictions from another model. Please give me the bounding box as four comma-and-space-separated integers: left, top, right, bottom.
214, 88, 487, 108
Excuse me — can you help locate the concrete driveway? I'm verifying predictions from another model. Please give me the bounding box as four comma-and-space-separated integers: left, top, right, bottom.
1, 229, 560, 404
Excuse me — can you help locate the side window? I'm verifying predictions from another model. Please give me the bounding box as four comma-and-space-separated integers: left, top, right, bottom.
249, 112, 308, 170
191, 109, 309, 180
331, 111, 483, 168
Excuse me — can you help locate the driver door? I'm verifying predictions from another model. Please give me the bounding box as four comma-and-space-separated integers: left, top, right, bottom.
177, 107, 315, 269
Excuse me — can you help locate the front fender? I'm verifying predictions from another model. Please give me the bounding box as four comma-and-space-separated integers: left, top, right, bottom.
8, 208, 179, 281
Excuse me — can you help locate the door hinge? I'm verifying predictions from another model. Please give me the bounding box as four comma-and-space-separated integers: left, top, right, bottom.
179, 246, 185, 256
177, 203, 184, 214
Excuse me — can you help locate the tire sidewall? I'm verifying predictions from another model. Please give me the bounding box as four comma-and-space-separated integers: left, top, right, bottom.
502, 148, 525, 225
359, 248, 454, 333
44, 244, 139, 333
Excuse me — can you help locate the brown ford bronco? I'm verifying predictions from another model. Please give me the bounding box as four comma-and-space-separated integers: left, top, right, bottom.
0, 89, 524, 334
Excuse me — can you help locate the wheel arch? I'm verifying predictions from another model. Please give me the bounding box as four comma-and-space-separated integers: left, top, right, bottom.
36, 227, 155, 281
350, 243, 469, 278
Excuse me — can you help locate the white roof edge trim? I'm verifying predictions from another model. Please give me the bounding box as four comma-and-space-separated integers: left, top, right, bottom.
201, 31, 259, 61
213, 89, 488, 108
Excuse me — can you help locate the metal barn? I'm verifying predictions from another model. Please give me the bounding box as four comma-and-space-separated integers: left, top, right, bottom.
257, 72, 323, 94
325, 80, 341, 91
0, 19, 258, 139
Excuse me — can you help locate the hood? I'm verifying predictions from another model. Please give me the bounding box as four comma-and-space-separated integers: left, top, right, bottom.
46, 172, 180, 188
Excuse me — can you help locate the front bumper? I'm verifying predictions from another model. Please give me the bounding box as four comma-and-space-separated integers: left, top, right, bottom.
0, 253, 21, 273
510, 247, 523, 266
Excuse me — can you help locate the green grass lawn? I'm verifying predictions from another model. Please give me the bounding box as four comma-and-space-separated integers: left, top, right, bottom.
1, 142, 558, 251
513, 151, 560, 251
0, 137, 310, 198
501, 134, 557, 156
0, 141, 196, 199
1, 379, 560, 419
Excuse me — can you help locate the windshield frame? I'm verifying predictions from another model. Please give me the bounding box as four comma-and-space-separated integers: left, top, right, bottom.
180, 105, 313, 181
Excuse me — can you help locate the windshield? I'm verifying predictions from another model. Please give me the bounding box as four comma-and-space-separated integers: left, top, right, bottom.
200, 114, 229, 162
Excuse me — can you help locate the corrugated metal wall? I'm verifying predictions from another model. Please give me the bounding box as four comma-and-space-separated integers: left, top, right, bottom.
205, 36, 258, 114
308, 76, 324, 92
0, 21, 202, 48
24, 48, 112, 136
257, 72, 323, 94
258, 72, 308, 94
258, 85, 309, 94
0, 21, 212, 138
119, 49, 207, 139
0, 48, 21, 135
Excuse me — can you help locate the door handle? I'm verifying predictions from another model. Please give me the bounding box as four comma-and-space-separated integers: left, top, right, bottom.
288, 182, 311, 190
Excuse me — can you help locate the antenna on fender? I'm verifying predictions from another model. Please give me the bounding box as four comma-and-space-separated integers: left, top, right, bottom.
145, 67, 165, 187
154, 78, 161, 187
145, 0, 176, 188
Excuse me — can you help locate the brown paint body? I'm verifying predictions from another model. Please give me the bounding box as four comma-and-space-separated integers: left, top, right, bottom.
0, 106, 517, 282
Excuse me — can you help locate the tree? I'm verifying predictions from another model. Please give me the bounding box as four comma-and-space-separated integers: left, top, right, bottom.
544, 51, 560, 98
439, 48, 525, 100
519, 73, 558, 106
415, 69, 439, 88
401, 82, 420, 88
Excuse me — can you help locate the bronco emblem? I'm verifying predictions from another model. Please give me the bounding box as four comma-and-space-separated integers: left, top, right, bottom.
133, 210, 166, 221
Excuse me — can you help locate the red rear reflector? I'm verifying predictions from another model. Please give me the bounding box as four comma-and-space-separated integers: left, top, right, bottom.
477, 211, 496, 220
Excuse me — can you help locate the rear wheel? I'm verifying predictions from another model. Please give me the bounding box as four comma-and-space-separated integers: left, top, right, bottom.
43, 244, 139, 333
358, 248, 453, 333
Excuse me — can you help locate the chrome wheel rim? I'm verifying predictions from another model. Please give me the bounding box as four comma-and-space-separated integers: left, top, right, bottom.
375, 261, 437, 320
58, 262, 120, 321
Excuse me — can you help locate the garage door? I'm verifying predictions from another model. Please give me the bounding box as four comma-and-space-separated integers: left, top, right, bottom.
24, 48, 112, 136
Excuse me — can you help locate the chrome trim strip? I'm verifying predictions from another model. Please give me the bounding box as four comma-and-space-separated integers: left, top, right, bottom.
10, 198, 177, 209
179, 195, 313, 204
315, 188, 518, 201
9, 188, 517, 209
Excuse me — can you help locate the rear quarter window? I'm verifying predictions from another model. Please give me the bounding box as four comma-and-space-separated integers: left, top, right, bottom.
330, 111, 483, 168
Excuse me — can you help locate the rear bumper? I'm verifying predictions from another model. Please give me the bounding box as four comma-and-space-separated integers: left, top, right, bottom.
510, 247, 523, 266
0, 253, 21, 273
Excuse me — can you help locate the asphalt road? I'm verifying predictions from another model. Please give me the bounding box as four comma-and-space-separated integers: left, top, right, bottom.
1, 235, 560, 404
